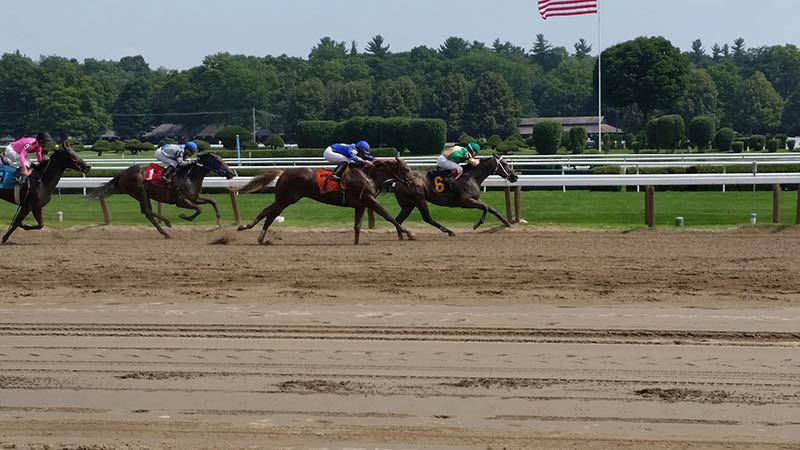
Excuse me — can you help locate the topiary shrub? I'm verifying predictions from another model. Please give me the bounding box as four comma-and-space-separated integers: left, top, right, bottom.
766, 139, 779, 152
496, 139, 521, 154
193, 139, 211, 151
486, 134, 503, 148
688, 116, 716, 150
713, 127, 735, 151
158, 138, 177, 147
457, 133, 477, 146
110, 140, 126, 153
215, 126, 252, 150
732, 141, 745, 153
775, 134, 788, 149
124, 139, 154, 155
567, 126, 588, 154
264, 133, 285, 149
749, 135, 766, 151
656, 115, 685, 150
533, 120, 562, 155
506, 131, 528, 148
295, 121, 342, 148
787, 139, 796, 150
92, 140, 111, 156
646, 118, 660, 149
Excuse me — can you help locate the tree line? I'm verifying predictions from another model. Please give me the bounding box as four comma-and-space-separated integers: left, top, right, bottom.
0, 34, 798, 143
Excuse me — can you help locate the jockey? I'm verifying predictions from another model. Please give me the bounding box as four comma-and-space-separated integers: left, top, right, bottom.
437, 142, 480, 179
155, 141, 198, 183
2, 132, 51, 181
323, 140, 374, 181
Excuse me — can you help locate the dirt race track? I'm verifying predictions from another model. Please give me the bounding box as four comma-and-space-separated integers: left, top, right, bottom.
1, 225, 799, 450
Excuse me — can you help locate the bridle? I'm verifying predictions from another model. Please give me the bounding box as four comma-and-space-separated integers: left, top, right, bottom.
491, 156, 513, 179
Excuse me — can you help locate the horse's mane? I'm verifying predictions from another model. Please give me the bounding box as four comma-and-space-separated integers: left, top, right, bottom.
463, 156, 494, 173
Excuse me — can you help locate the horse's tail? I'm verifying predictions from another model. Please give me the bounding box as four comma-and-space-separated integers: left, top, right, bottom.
231, 170, 283, 194
84, 175, 120, 200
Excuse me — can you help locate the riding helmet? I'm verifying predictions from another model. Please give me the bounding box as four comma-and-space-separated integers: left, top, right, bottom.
184, 141, 199, 152
355, 140, 371, 153
467, 142, 480, 153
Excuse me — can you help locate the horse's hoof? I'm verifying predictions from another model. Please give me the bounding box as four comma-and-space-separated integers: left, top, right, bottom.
163, 234, 172, 239
178, 214, 189, 221
237, 225, 247, 231
164, 221, 172, 228
447, 231, 456, 237
406, 232, 417, 241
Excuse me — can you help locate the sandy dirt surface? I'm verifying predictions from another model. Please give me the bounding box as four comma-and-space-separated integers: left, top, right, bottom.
1, 225, 799, 449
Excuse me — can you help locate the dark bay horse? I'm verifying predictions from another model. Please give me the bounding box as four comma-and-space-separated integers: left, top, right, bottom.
85, 152, 235, 239
393, 154, 519, 236
234, 158, 419, 245
2, 139, 91, 244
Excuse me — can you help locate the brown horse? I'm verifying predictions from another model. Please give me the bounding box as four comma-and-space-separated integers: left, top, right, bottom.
85, 152, 235, 239
234, 158, 419, 245
392, 154, 519, 236
2, 139, 91, 244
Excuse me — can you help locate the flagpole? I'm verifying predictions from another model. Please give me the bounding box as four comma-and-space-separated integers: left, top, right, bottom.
597, 0, 602, 152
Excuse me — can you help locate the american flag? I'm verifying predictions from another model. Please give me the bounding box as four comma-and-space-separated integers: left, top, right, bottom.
538, 0, 598, 20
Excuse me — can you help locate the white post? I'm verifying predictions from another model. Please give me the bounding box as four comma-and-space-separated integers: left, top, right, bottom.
597, 0, 602, 153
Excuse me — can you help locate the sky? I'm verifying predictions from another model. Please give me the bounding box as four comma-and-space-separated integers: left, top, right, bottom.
4, 0, 799, 70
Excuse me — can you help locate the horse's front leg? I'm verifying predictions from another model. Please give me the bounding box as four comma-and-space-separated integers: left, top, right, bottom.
196, 196, 222, 227
361, 196, 416, 241
20, 207, 45, 230
175, 197, 202, 222
461, 197, 511, 229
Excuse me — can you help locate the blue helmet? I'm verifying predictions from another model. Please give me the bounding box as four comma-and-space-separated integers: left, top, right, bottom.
184, 141, 198, 152
355, 140, 370, 153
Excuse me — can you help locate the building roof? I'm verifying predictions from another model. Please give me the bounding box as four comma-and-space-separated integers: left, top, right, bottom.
194, 124, 226, 138
142, 123, 189, 140
519, 116, 623, 136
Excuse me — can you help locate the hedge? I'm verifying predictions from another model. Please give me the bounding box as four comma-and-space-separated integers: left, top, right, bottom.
215, 126, 253, 150
212, 147, 399, 159
296, 120, 342, 148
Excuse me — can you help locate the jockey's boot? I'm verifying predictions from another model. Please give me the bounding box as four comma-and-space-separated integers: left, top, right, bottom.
330, 162, 347, 180
160, 165, 175, 183
12, 168, 27, 185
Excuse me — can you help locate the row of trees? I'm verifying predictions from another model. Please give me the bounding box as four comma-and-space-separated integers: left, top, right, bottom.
1, 35, 798, 145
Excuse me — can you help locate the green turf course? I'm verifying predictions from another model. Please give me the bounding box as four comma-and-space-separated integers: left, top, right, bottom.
0, 190, 796, 229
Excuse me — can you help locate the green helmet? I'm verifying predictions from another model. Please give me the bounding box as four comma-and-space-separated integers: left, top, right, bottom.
467, 142, 480, 153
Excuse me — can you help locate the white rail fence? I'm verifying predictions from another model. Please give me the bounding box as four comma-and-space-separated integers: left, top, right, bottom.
55, 172, 800, 228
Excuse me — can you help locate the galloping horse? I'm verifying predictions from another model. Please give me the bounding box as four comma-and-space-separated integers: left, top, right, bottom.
2, 138, 91, 244
392, 154, 518, 236
234, 158, 419, 245
85, 152, 235, 239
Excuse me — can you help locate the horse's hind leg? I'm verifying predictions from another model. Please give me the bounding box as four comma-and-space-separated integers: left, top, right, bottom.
256, 202, 292, 244
416, 201, 455, 237
20, 208, 45, 231
195, 197, 222, 227
393, 204, 415, 240
135, 194, 171, 239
